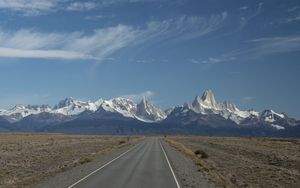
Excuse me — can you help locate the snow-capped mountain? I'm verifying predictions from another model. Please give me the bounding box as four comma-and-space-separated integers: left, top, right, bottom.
0, 104, 52, 122
100, 98, 137, 118
0, 89, 299, 136
99, 97, 166, 122
136, 97, 166, 122
258, 109, 299, 130
0, 96, 166, 123
189, 89, 259, 124
166, 89, 298, 130
52, 97, 100, 116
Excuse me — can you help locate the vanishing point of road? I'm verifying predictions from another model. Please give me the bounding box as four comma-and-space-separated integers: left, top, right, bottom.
67, 139, 181, 188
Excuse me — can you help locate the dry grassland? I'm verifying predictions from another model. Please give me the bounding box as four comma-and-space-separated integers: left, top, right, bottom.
165, 136, 300, 188
0, 133, 141, 188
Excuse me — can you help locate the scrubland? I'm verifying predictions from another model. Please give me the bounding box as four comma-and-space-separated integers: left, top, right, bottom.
0, 133, 140, 188
165, 136, 300, 188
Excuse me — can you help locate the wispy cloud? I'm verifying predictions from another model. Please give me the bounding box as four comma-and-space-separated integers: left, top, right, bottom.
0, 0, 98, 15
99, 0, 179, 5
189, 35, 300, 68
144, 12, 228, 42
188, 54, 236, 65
239, 6, 248, 10
64, 25, 138, 61
247, 36, 300, 54
238, 3, 263, 30
286, 15, 300, 23
85, 14, 115, 20
0, 0, 58, 15
0, 12, 227, 61
0, 47, 92, 60
0, 25, 138, 60
288, 6, 300, 13
241, 96, 255, 103
121, 91, 154, 102
66, 2, 97, 11
0, 0, 182, 16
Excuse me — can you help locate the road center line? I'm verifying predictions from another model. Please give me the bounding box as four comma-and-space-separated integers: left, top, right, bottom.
159, 141, 181, 188
67, 143, 140, 188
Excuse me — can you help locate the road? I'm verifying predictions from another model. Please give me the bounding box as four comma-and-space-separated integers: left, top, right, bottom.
67, 139, 180, 188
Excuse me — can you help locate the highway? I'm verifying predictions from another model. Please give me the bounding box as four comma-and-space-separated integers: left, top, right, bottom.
67, 139, 180, 188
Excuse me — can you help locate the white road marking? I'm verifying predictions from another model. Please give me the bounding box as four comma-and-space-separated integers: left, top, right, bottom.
160, 141, 181, 188
67, 143, 139, 188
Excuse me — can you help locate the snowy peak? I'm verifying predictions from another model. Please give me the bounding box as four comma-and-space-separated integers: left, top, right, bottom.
54, 97, 75, 109
201, 89, 218, 108
0, 104, 52, 122
136, 97, 166, 122
261, 109, 285, 118
188, 89, 259, 124
100, 97, 136, 118
261, 109, 286, 122
9, 104, 51, 114
192, 96, 204, 113
11, 104, 26, 110
0, 91, 297, 129
177, 89, 295, 128
97, 97, 167, 122
223, 101, 238, 112
192, 90, 222, 112
53, 97, 99, 116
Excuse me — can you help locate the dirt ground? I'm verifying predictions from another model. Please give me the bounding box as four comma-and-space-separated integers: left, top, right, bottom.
165, 136, 300, 188
0, 133, 141, 188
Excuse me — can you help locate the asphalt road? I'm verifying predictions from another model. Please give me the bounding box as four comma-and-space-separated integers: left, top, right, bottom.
67, 139, 180, 188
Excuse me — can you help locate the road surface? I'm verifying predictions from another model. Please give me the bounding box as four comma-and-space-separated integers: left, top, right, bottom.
67, 139, 180, 188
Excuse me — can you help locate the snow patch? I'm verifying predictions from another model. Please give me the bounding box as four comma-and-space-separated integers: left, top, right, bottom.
271, 124, 285, 130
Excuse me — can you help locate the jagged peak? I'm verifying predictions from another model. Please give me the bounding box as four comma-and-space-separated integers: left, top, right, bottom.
54, 97, 76, 109
10, 104, 51, 111
138, 96, 150, 106
261, 109, 285, 119
11, 104, 26, 110
142, 96, 147, 104
223, 100, 238, 112
111, 97, 135, 103
201, 89, 216, 102
136, 97, 166, 122
199, 89, 218, 109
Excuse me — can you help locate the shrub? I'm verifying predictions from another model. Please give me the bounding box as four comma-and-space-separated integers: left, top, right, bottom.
79, 156, 93, 164
194, 150, 208, 159
119, 141, 126, 144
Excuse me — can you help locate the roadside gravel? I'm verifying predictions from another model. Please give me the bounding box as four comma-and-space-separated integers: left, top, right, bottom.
162, 141, 218, 188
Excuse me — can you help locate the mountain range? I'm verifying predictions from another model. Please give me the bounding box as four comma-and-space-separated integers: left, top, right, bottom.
0, 90, 299, 137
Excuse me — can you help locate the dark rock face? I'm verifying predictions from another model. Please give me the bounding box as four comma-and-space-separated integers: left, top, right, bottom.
0, 116, 12, 131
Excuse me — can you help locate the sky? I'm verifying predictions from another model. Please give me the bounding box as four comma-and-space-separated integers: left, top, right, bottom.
0, 0, 300, 118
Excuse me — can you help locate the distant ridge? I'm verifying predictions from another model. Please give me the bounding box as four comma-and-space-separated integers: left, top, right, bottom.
0, 90, 299, 137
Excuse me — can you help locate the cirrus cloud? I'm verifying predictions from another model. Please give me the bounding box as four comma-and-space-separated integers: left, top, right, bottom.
0, 12, 228, 61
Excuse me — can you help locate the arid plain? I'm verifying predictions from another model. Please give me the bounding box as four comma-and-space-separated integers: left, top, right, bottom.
0, 134, 141, 188
165, 136, 300, 188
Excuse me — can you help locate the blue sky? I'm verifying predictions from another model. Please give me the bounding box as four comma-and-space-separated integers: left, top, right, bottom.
0, 0, 300, 118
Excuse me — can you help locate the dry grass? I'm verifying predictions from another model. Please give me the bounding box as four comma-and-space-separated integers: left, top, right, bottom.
0, 133, 141, 188
165, 136, 300, 188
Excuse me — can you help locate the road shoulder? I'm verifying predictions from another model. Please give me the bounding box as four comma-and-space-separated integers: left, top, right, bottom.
161, 140, 219, 188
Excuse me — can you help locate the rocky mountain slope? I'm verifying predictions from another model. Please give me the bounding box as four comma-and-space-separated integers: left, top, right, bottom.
0, 90, 299, 137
